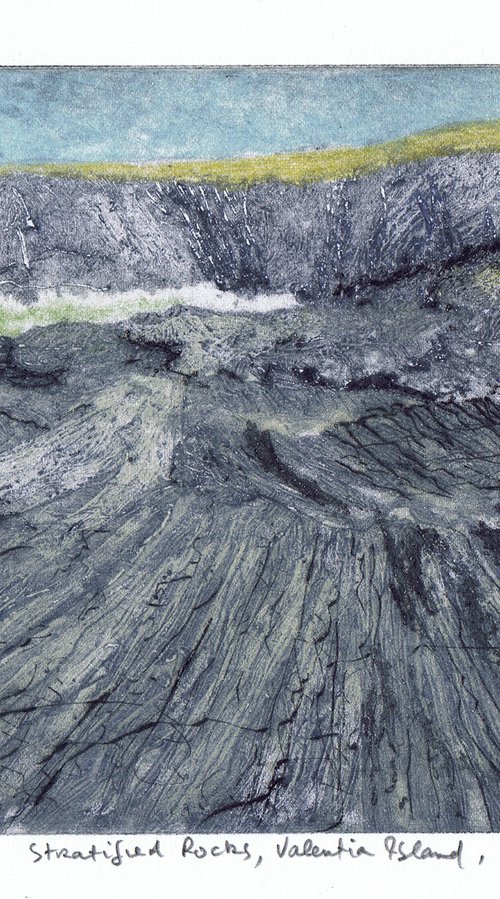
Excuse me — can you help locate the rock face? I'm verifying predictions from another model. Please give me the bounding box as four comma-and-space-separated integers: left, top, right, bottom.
0, 158, 498, 835
0, 152, 499, 302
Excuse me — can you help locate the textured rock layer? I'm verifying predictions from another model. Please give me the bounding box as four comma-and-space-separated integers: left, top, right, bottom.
0, 152, 499, 303
0, 158, 498, 833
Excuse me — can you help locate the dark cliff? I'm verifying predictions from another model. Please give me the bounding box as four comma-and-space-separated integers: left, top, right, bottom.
0, 152, 498, 303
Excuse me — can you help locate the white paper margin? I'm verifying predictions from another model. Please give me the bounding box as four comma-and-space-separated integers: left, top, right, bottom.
0, 3, 498, 897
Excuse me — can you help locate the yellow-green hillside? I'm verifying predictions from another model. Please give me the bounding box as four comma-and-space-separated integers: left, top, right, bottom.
1, 120, 499, 188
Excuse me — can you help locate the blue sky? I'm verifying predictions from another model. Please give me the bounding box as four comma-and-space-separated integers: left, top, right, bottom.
0, 67, 498, 163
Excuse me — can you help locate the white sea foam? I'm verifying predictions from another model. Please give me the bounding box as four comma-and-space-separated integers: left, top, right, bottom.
164, 282, 297, 313
0, 282, 298, 335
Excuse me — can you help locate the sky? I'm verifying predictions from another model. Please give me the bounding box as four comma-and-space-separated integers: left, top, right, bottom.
0, 66, 498, 164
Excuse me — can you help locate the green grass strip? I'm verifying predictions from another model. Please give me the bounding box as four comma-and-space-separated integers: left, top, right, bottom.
1, 120, 499, 188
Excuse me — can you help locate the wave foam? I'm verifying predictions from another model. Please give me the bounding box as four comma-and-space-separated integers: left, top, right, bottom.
0, 282, 297, 336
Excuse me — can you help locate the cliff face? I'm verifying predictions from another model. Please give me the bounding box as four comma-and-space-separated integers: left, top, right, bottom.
0, 151, 499, 303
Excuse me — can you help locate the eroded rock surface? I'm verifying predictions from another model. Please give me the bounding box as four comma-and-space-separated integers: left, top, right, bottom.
0, 249, 498, 832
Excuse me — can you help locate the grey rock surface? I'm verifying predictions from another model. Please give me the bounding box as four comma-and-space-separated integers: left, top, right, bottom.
0, 249, 499, 833
0, 152, 498, 302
